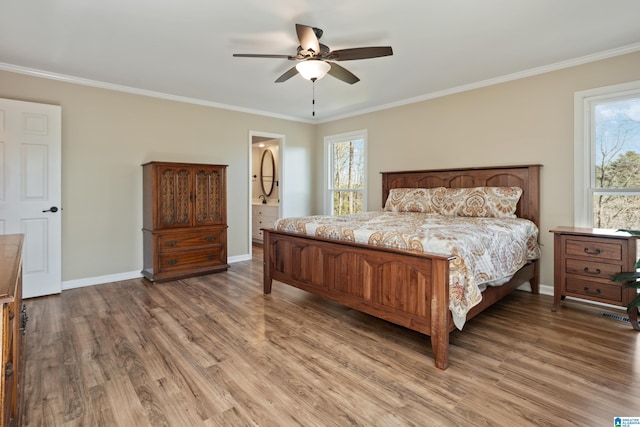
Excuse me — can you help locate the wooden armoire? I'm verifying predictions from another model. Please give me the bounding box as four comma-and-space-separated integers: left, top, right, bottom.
142, 162, 228, 282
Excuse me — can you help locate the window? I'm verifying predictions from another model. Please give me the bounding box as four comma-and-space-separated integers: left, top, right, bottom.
324, 130, 367, 215
575, 81, 640, 230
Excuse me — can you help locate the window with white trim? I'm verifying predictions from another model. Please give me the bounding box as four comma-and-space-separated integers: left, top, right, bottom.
324, 130, 367, 215
575, 81, 640, 230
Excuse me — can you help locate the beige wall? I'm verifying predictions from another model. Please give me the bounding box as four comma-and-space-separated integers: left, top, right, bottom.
0, 70, 315, 281
316, 51, 640, 288
1, 50, 639, 287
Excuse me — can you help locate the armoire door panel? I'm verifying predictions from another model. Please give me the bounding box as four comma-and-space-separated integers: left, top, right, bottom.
194, 166, 224, 226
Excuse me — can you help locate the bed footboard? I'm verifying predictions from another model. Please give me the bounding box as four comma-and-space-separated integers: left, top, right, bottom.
263, 228, 454, 369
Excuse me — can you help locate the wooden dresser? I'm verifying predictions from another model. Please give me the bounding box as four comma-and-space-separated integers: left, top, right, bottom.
0, 234, 25, 426
142, 162, 229, 282
551, 227, 639, 317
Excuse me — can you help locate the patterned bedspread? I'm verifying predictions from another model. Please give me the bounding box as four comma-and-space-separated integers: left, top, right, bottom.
273, 212, 540, 329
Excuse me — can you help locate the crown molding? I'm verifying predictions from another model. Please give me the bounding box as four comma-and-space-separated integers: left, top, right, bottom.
2, 41, 640, 125
0, 62, 316, 124
317, 42, 640, 123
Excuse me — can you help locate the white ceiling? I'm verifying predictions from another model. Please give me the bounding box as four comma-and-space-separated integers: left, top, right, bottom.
1, 0, 640, 123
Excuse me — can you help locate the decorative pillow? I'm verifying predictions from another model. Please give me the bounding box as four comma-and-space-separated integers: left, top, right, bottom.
439, 186, 523, 218
383, 187, 446, 213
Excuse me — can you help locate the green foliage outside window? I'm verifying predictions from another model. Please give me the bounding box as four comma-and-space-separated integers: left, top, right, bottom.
332, 191, 363, 216
330, 139, 364, 215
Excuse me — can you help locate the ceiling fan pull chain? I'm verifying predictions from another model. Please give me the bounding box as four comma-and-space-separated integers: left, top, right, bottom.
312, 79, 316, 117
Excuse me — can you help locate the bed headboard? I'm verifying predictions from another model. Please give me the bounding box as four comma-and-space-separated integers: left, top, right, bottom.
381, 165, 542, 227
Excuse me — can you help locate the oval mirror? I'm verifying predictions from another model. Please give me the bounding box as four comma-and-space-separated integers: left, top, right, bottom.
260, 149, 276, 197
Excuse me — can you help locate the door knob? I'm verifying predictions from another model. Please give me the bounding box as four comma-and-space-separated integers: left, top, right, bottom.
42, 206, 59, 213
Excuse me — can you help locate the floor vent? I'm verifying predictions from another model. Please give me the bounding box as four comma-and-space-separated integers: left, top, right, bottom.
599, 311, 630, 323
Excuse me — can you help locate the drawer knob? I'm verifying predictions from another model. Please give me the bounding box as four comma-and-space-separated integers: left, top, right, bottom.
583, 247, 601, 255
206, 254, 218, 260
583, 267, 601, 275
165, 259, 179, 265
204, 236, 217, 242
164, 240, 179, 246
583, 286, 601, 296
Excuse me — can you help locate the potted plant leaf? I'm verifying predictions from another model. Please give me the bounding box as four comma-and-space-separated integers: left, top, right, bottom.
611, 229, 640, 330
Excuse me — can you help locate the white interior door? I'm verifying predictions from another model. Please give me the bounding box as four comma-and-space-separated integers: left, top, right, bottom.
0, 98, 62, 298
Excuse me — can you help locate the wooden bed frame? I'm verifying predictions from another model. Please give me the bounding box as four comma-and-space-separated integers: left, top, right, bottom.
263, 164, 541, 369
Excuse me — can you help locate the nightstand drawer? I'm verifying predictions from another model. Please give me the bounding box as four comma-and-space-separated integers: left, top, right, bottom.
565, 238, 622, 261
565, 277, 622, 303
565, 259, 622, 279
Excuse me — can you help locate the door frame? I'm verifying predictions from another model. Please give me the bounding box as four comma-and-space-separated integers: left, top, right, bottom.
248, 131, 284, 257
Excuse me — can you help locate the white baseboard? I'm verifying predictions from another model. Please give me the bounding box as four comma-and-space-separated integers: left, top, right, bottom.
228, 253, 251, 263
515, 281, 553, 295
539, 283, 553, 296
63, 270, 143, 290
62, 253, 252, 290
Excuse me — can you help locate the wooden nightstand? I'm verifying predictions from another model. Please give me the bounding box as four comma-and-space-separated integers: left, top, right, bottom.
550, 226, 639, 329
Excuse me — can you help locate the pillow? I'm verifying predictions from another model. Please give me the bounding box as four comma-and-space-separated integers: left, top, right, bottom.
439, 186, 522, 218
383, 187, 446, 213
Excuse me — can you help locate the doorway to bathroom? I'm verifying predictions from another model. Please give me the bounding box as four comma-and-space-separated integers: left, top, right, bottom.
249, 131, 284, 255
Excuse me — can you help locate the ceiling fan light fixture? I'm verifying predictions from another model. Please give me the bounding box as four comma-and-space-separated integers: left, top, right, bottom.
296, 60, 331, 81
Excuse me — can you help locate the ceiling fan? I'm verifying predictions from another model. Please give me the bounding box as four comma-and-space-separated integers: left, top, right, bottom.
233, 24, 393, 84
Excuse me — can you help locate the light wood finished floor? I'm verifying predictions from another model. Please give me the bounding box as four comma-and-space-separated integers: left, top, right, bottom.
23, 247, 640, 426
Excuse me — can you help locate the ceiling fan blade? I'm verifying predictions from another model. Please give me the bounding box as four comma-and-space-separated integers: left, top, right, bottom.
275, 66, 299, 83
326, 46, 393, 61
233, 53, 292, 59
296, 24, 320, 54
327, 63, 360, 84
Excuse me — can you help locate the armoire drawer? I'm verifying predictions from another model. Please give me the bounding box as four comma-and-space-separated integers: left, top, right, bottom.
158, 230, 224, 250
158, 247, 226, 273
